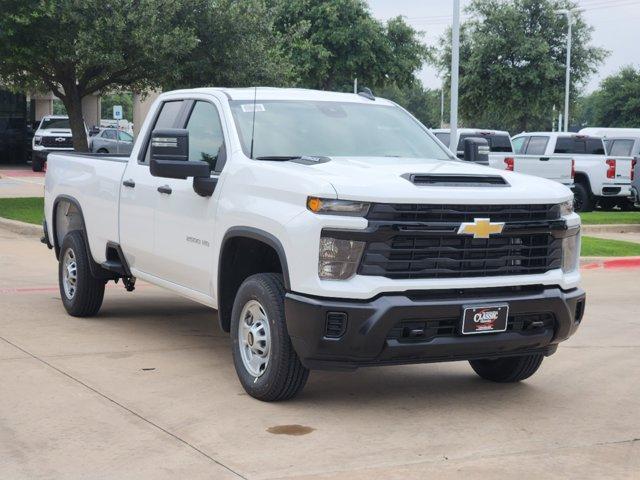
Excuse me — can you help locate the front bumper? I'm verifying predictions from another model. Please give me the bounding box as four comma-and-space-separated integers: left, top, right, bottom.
285, 286, 585, 370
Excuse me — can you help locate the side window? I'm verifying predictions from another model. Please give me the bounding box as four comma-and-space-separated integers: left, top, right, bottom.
434, 132, 450, 146
143, 100, 185, 163
512, 136, 527, 154
525, 136, 549, 156
608, 139, 634, 156
185, 101, 225, 172
103, 129, 117, 140
118, 131, 133, 142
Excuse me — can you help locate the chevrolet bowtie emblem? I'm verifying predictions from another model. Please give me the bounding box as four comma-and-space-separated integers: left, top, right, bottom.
457, 218, 505, 239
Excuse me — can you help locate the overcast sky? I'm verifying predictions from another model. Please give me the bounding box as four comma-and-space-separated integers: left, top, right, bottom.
368, 0, 640, 93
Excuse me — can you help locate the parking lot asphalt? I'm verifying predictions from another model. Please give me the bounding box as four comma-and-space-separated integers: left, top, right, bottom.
1, 226, 639, 479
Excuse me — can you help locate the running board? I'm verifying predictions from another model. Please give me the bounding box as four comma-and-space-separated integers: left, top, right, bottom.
100, 259, 127, 276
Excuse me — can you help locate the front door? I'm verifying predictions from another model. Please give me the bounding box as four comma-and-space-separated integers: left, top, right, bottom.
119, 99, 185, 274
152, 99, 227, 295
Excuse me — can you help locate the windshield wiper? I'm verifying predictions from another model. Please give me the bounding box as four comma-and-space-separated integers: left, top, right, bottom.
255, 155, 302, 161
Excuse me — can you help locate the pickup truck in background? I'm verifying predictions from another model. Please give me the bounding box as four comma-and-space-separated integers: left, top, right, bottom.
511, 132, 634, 212
43, 88, 585, 401
602, 135, 639, 207
433, 128, 573, 186
31, 115, 89, 172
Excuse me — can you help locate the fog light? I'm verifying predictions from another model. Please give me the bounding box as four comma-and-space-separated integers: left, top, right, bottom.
562, 231, 580, 273
318, 236, 365, 280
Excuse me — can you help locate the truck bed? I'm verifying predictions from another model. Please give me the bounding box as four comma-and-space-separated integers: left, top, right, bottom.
44, 152, 128, 263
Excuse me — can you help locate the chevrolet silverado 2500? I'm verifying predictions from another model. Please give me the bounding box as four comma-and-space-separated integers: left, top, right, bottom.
43, 88, 586, 401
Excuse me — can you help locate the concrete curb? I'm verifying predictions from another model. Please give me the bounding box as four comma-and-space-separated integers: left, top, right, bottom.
0, 217, 42, 237
582, 224, 640, 234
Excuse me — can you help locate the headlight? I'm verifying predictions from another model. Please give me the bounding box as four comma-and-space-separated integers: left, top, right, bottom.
318, 236, 365, 280
559, 199, 574, 216
307, 197, 370, 217
562, 231, 580, 273
34, 135, 42, 145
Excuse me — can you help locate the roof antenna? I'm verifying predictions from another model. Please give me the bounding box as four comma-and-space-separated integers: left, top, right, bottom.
249, 86, 257, 159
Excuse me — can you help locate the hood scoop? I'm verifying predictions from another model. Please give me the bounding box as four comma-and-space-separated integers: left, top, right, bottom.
404, 173, 509, 187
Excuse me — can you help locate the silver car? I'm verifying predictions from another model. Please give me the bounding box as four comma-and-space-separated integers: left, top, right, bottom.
90, 128, 134, 154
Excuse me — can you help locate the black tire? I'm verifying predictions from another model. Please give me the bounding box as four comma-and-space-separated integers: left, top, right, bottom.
231, 273, 309, 401
32, 157, 44, 172
573, 182, 594, 212
58, 231, 105, 317
97, 148, 108, 154
469, 354, 544, 383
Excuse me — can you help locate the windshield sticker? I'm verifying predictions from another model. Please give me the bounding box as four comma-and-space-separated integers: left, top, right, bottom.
241, 104, 265, 113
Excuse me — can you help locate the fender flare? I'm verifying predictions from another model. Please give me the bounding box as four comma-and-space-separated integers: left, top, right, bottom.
218, 226, 291, 291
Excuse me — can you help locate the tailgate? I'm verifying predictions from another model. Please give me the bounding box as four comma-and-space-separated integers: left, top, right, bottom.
512, 155, 573, 184
611, 156, 633, 182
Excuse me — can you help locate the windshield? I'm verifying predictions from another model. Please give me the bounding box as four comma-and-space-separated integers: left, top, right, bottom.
40, 118, 70, 129
229, 100, 451, 160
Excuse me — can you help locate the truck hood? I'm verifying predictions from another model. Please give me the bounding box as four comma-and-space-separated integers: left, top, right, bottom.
300, 156, 573, 204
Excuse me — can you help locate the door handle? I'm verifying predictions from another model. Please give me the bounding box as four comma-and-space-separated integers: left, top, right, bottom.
539, 157, 550, 161
122, 179, 135, 188
157, 185, 172, 195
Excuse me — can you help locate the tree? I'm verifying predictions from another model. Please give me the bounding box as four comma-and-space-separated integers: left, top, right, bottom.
270, 0, 430, 91
377, 82, 442, 128
436, 0, 607, 133
168, 0, 293, 89
586, 66, 640, 128
0, 0, 200, 151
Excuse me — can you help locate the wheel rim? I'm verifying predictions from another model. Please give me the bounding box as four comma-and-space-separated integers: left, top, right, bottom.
238, 299, 271, 378
62, 248, 78, 300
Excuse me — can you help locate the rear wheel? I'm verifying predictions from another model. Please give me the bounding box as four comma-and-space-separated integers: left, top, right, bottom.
231, 273, 309, 401
58, 231, 105, 317
97, 148, 108, 153
469, 354, 544, 383
573, 182, 594, 212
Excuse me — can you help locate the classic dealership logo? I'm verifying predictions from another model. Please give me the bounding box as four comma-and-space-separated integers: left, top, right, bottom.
457, 218, 505, 239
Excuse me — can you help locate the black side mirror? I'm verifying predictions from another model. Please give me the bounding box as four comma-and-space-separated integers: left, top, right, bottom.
150, 129, 209, 179
463, 137, 490, 164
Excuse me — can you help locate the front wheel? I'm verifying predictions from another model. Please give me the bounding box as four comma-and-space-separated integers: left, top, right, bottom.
469, 354, 544, 383
58, 231, 105, 317
573, 183, 594, 212
231, 273, 309, 401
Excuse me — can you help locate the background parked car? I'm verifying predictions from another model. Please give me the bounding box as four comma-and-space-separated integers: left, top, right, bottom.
90, 128, 134, 154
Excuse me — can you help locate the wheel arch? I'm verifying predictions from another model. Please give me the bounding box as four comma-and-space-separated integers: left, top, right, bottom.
217, 227, 291, 333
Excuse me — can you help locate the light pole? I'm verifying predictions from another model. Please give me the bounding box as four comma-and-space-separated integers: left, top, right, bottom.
450, 0, 460, 152
556, 9, 573, 132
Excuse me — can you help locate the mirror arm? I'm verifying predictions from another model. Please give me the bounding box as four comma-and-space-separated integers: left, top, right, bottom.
193, 176, 218, 197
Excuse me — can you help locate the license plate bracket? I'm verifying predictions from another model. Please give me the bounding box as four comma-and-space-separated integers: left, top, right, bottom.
461, 304, 509, 335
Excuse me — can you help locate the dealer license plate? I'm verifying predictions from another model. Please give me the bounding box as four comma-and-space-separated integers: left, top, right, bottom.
461, 304, 509, 335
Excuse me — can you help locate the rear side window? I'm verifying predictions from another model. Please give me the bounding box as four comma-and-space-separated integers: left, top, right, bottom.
525, 136, 549, 155
102, 129, 117, 140
608, 139, 635, 156
554, 136, 605, 155
434, 132, 450, 146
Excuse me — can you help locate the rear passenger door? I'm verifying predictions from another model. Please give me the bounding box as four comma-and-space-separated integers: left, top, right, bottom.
152, 98, 227, 295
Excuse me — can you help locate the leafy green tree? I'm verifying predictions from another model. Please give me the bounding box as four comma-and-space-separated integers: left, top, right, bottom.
101, 92, 134, 122
587, 66, 640, 127
270, 0, 430, 91
436, 0, 607, 133
0, 0, 200, 150
169, 0, 293, 89
377, 82, 442, 128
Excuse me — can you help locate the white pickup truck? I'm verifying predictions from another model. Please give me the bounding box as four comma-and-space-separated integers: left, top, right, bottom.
512, 132, 634, 212
433, 128, 573, 186
43, 88, 585, 401
31, 115, 89, 172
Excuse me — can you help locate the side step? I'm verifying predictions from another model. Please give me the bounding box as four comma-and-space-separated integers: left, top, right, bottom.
100, 259, 127, 276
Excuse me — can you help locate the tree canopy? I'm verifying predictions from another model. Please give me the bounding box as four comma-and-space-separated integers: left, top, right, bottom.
270, 0, 430, 91
437, 0, 607, 133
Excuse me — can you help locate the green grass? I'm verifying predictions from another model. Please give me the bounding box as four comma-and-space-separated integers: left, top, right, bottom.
579, 211, 640, 225
0, 197, 44, 225
581, 236, 640, 257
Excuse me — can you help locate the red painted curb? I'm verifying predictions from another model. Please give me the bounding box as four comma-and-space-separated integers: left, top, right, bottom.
581, 257, 640, 271
0, 170, 44, 178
